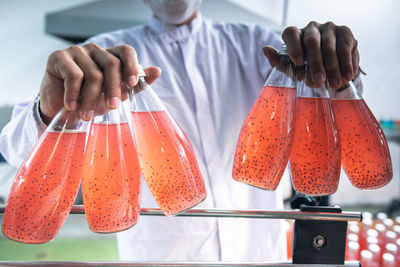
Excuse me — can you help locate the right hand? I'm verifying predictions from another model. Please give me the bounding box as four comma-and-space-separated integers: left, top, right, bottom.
39, 43, 162, 124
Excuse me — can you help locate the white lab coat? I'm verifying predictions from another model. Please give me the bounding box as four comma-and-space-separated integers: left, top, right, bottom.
0, 14, 287, 262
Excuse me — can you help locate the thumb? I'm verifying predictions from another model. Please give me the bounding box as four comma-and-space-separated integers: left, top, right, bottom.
262, 46, 280, 67
144, 66, 162, 84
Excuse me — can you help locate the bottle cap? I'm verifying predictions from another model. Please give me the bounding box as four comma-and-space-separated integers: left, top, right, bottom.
348, 224, 360, 234
363, 212, 373, 220
138, 64, 146, 77
361, 250, 373, 260
369, 244, 380, 253
348, 233, 359, 242
375, 223, 386, 233
386, 231, 397, 240
367, 229, 378, 238
347, 241, 359, 250
386, 243, 398, 253
377, 212, 388, 221
382, 253, 395, 263
362, 217, 373, 227
383, 218, 394, 228
279, 44, 288, 55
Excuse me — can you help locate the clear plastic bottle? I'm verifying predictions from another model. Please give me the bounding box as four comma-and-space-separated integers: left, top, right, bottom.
345, 241, 360, 261
81, 98, 141, 232
128, 65, 206, 216
360, 250, 379, 267
331, 80, 393, 189
232, 44, 296, 190
2, 109, 88, 243
382, 253, 396, 267
290, 62, 341, 196
375, 223, 387, 250
368, 244, 381, 264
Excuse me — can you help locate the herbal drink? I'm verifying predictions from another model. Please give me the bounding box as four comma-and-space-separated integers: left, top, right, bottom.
131, 111, 206, 216
82, 122, 141, 232
290, 97, 341, 195
331, 99, 392, 189
2, 131, 85, 243
233, 85, 296, 190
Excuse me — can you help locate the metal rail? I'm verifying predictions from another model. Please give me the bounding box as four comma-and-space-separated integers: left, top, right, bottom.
0, 261, 361, 266
0, 205, 362, 222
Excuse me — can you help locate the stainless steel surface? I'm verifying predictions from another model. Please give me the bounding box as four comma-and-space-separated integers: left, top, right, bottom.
0, 261, 361, 266
0, 205, 362, 221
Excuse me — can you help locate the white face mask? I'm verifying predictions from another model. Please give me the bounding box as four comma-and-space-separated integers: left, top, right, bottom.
144, 0, 202, 25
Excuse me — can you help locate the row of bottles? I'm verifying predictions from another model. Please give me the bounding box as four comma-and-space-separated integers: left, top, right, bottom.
2, 66, 206, 243
233, 44, 392, 196
346, 213, 400, 266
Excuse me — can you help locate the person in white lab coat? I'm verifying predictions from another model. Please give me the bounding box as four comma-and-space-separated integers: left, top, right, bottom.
0, 0, 360, 262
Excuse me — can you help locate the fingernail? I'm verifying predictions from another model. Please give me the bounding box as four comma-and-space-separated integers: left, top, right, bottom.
68, 101, 77, 110
108, 97, 119, 109
296, 57, 304, 66
85, 110, 94, 121
329, 78, 338, 88
344, 72, 353, 81
127, 75, 137, 87
314, 72, 324, 83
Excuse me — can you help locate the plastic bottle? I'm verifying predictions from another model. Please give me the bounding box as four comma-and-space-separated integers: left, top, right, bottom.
360, 250, 379, 267
233, 44, 296, 190
375, 223, 387, 251
368, 244, 381, 264
82, 99, 141, 233
383, 218, 394, 229
2, 109, 88, 243
290, 61, 341, 195
331, 81, 393, 189
345, 241, 360, 261
128, 65, 206, 216
385, 231, 397, 244
382, 253, 396, 267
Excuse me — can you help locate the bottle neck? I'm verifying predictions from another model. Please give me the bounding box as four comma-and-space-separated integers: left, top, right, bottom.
131, 76, 149, 95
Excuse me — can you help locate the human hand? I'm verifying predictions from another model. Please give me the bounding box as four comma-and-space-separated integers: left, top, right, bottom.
39, 43, 161, 124
263, 21, 359, 89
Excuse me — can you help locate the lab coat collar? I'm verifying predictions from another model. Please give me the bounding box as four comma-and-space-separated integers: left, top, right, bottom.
148, 13, 204, 44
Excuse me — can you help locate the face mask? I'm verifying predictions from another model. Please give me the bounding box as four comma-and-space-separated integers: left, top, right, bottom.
144, 0, 202, 25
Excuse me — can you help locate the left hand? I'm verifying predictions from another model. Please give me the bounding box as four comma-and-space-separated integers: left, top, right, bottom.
263, 21, 359, 89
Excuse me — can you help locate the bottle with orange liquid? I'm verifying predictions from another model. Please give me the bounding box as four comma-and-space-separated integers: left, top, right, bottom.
82, 98, 141, 233
232, 44, 296, 190
128, 65, 206, 216
2, 109, 88, 243
290, 63, 341, 196
331, 80, 392, 189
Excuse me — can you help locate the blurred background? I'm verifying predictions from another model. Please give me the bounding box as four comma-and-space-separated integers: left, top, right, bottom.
0, 0, 399, 262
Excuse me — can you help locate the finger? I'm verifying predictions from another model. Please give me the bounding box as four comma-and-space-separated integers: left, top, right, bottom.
47, 50, 83, 111
282, 26, 304, 66
352, 43, 360, 77
302, 21, 325, 84
108, 45, 140, 87
144, 66, 162, 85
336, 26, 356, 81
94, 93, 110, 116
68, 45, 103, 120
86, 43, 122, 110
320, 22, 341, 89
262, 46, 279, 67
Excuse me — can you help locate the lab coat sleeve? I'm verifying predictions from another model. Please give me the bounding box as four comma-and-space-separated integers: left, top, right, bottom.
0, 96, 45, 167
